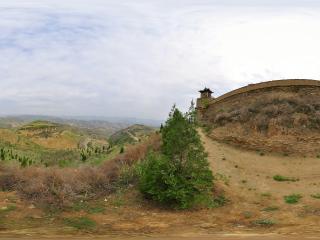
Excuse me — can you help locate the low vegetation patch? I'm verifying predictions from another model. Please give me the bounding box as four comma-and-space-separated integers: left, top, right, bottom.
262, 206, 279, 212
252, 219, 276, 227
71, 201, 105, 214
273, 175, 299, 182
0, 135, 160, 209
284, 194, 302, 204
63, 216, 97, 230
0, 204, 16, 214
311, 193, 320, 199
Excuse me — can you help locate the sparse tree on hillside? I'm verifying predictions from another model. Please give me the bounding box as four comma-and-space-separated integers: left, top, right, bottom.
186, 99, 196, 124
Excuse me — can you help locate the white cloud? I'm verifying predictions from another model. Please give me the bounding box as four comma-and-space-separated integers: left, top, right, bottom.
0, 0, 319, 119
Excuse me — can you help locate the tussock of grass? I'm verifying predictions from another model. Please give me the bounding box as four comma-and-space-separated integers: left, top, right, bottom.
284, 194, 302, 204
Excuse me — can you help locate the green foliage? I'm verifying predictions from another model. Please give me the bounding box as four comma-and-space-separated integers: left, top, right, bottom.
80, 151, 87, 162
63, 217, 96, 230
72, 202, 105, 214
273, 175, 299, 182
138, 105, 214, 209
0, 146, 35, 167
284, 194, 302, 204
159, 124, 164, 133
120, 146, 124, 154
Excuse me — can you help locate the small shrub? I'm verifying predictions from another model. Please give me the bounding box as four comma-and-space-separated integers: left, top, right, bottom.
284, 194, 302, 204
139, 152, 213, 209
273, 175, 299, 182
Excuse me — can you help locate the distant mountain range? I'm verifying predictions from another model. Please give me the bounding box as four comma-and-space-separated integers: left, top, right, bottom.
0, 115, 162, 128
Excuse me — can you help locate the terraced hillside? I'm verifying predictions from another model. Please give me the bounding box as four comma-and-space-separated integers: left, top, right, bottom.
0, 120, 111, 167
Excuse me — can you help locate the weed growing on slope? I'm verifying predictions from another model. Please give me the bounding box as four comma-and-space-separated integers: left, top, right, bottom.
273, 175, 299, 182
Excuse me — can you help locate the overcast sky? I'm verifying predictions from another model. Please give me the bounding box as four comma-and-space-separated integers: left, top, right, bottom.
0, 0, 320, 120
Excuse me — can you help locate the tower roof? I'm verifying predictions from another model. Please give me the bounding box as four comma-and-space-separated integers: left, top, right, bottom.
199, 87, 213, 93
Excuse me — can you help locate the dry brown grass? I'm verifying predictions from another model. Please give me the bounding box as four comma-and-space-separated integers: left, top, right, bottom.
0, 134, 161, 209
212, 93, 320, 132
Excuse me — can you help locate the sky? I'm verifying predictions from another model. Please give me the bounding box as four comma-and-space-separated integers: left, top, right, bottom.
0, 0, 320, 120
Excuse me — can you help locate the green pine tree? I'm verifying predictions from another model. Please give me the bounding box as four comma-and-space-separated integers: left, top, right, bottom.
139, 105, 214, 209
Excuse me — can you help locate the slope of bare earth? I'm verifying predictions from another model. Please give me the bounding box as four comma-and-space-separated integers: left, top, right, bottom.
1, 130, 320, 239
203, 86, 320, 155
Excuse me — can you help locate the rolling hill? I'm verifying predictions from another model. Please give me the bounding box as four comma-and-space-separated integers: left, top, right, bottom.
0, 119, 156, 168
109, 124, 157, 146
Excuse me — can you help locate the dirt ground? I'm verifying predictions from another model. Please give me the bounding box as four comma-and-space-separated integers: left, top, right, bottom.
1, 130, 320, 239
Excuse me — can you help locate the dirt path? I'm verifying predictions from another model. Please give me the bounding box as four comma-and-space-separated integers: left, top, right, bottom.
1, 233, 320, 240
199, 129, 320, 199
199, 129, 320, 235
